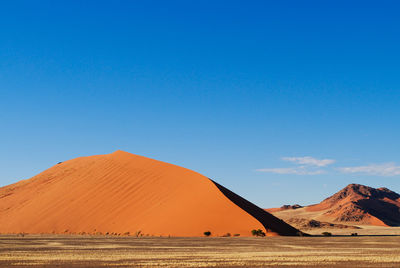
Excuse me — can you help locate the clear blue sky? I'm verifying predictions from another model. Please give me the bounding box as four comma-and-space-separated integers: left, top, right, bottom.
1, 1, 400, 207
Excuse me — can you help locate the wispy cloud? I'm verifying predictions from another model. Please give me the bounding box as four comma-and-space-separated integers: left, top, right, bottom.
282, 156, 335, 167
256, 156, 333, 175
256, 167, 325, 175
338, 162, 400, 176
257, 157, 400, 177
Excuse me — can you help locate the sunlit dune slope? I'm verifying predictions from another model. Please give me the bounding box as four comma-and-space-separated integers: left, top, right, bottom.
0, 150, 299, 236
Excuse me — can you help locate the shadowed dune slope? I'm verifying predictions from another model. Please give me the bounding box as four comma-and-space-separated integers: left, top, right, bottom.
212, 180, 302, 236
0, 151, 299, 236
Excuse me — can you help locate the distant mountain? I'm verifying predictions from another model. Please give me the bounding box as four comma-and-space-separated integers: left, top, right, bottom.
309, 184, 400, 226
266, 184, 400, 227
267, 204, 303, 213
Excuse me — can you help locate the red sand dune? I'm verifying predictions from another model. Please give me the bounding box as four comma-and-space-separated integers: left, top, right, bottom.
0, 151, 300, 236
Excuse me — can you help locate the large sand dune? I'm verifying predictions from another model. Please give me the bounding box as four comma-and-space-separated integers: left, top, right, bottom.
0, 151, 299, 236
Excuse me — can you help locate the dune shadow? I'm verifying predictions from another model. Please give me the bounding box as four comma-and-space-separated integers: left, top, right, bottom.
210, 179, 307, 236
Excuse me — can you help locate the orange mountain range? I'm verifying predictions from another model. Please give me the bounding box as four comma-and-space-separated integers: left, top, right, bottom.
266, 183, 400, 227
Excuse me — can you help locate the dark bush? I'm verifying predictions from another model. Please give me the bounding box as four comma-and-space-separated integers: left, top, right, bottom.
322, 232, 332, 236
251, 229, 266, 237
203, 231, 211, 237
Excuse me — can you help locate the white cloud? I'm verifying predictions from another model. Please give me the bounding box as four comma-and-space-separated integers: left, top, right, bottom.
282, 156, 335, 167
338, 162, 400, 176
256, 166, 325, 175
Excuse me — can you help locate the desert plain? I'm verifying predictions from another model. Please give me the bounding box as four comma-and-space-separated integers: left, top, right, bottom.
1, 234, 400, 267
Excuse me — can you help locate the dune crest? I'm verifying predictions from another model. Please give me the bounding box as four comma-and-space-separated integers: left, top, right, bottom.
0, 151, 300, 236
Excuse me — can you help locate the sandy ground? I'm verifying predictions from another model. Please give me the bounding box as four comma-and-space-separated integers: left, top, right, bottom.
304, 226, 400, 235
1, 235, 400, 267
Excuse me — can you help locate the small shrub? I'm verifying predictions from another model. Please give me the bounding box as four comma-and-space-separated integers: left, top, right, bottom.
322, 232, 332, 236
203, 231, 211, 237
251, 229, 266, 237
134, 231, 142, 237
233, 233, 240, 237
124, 232, 130, 236
296, 231, 304, 237
351, 233, 358, 236
222, 233, 231, 237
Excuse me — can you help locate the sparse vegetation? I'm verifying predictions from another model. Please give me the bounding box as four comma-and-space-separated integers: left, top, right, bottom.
351, 233, 358, 236
1, 235, 399, 267
203, 231, 211, 237
322, 232, 332, 236
251, 229, 266, 237
134, 231, 142, 237
296, 231, 304, 236
222, 233, 231, 237
233, 233, 240, 237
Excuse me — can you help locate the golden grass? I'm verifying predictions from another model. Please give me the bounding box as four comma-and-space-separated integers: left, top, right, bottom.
0, 235, 399, 267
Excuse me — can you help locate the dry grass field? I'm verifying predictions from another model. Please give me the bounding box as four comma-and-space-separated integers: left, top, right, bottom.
1, 235, 400, 267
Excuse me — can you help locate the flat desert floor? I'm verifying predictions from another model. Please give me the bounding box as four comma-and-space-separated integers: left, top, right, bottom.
1, 235, 400, 267
304, 226, 400, 236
